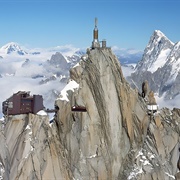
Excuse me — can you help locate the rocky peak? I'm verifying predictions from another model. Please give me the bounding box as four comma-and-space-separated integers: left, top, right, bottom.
135, 30, 174, 73
55, 48, 180, 179
48, 52, 67, 67
55, 48, 153, 179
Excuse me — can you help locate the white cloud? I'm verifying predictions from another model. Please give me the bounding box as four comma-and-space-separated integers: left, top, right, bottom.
155, 94, 180, 109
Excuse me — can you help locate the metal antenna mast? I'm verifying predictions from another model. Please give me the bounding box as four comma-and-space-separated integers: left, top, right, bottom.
95, 17, 98, 28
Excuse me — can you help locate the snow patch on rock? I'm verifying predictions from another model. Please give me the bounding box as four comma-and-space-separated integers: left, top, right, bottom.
58, 80, 79, 102
37, 110, 48, 116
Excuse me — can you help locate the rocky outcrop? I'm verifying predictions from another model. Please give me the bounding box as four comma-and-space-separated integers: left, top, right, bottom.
0, 47, 179, 179
48, 52, 68, 68
0, 113, 72, 180
131, 108, 180, 179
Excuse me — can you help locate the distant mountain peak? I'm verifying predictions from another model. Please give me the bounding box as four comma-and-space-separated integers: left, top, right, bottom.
135, 30, 174, 73
154, 30, 166, 37
152, 30, 174, 45
0, 42, 27, 55
130, 30, 180, 102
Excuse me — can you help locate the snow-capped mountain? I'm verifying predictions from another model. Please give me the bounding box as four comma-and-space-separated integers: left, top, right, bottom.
0, 42, 28, 55
135, 30, 174, 73
128, 30, 180, 107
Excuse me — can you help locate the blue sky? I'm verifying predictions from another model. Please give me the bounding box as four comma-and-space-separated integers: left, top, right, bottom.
0, 0, 180, 50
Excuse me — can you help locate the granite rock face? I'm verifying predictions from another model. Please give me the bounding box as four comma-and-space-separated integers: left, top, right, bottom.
0, 114, 72, 180
0, 48, 179, 180
55, 48, 147, 179
55, 48, 180, 179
